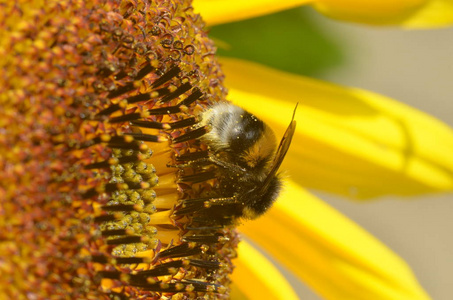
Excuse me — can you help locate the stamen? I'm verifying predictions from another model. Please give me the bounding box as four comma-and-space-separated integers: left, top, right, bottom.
133, 281, 220, 293
109, 112, 142, 123
131, 120, 170, 129
172, 126, 207, 144
126, 93, 152, 104
124, 132, 167, 143
148, 104, 182, 116
101, 229, 132, 237
151, 66, 181, 88
106, 235, 147, 245
178, 171, 216, 183
101, 204, 143, 212
160, 82, 192, 103
108, 82, 136, 99
174, 198, 212, 216
158, 243, 202, 259
84, 155, 139, 169
91, 255, 151, 265
135, 62, 155, 80
182, 234, 223, 244
178, 88, 203, 107
93, 214, 124, 223
132, 260, 184, 277
131, 117, 197, 130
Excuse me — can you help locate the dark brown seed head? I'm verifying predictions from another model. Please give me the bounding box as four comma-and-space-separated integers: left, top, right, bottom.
0, 0, 238, 299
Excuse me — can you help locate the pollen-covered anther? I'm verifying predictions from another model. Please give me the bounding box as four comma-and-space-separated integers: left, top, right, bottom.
118, 99, 128, 108
139, 182, 151, 189
139, 143, 150, 152
217, 285, 228, 294
185, 284, 195, 292
100, 228, 135, 237
123, 135, 136, 143
206, 285, 216, 292
94, 212, 125, 223
200, 244, 209, 253
100, 204, 143, 212
182, 259, 191, 267
175, 283, 185, 291
167, 267, 179, 275
157, 135, 169, 142
203, 201, 212, 208
218, 236, 230, 243
119, 273, 131, 283
108, 157, 120, 165
159, 282, 170, 290
147, 277, 157, 284
101, 134, 113, 142
179, 105, 189, 112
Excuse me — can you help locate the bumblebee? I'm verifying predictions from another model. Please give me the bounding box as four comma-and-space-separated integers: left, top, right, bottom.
193, 102, 296, 223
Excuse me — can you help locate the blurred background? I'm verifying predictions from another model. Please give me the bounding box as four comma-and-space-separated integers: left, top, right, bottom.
209, 6, 453, 300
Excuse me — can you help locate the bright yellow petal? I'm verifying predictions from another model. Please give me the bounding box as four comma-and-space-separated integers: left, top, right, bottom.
220, 57, 453, 199
231, 240, 299, 300
313, 0, 453, 28
240, 182, 431, 300
192, 0, 313, 26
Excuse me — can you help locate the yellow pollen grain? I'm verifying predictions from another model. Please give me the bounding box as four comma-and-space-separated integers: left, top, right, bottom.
157, 136, 168, 142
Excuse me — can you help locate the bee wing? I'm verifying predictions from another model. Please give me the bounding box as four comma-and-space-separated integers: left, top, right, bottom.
261, 105, 297, 191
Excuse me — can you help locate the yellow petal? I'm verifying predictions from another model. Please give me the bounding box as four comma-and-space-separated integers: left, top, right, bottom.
192, 0, 313, 26
220, 57, 453, 198
313, 0, 453, 28
240, 182, 431, 300
231, 240, 299, 300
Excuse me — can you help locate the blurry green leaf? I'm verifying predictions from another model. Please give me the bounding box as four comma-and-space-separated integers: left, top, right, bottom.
209, 7, 344, 76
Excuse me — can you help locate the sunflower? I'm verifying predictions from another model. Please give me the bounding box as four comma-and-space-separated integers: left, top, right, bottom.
0, 0, 452, 300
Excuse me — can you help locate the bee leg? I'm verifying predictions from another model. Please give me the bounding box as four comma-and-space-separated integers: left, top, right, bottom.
207, 153, 247, 173
167, 150, 211, 169
206, 197, 239, 206
130, 117, 197, 130
166, 157, 211, 169
175, 196, 238, 216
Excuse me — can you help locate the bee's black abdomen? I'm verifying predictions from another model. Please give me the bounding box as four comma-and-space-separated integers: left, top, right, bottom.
245, 175, 282, 217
